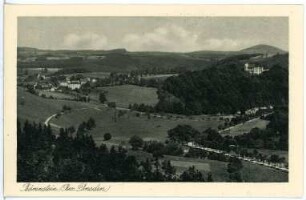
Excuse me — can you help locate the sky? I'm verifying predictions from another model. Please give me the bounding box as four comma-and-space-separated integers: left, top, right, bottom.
18, 17, 288, 52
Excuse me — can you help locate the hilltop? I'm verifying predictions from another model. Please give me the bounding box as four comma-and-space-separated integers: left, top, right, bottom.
240, 44, 287, 56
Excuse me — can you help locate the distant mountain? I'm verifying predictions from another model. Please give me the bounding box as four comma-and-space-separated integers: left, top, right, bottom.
17, 44, 288, 72
17, 47, 215, 72
240, 44, 287, 56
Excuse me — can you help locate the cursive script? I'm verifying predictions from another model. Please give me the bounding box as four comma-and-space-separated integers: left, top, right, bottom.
21, 183, 111, 192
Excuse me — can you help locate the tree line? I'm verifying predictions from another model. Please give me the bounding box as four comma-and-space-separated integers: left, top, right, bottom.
17, 119, 212, 182
156, 64, 288, 115
167, 107, 288, 155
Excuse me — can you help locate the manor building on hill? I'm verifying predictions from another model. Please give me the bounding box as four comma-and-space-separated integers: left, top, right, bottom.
244, 63, 268, 75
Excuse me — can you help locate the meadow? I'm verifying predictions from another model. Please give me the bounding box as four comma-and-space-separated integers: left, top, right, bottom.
18, 86, 224, 145
17, 87, 93, 124
18, 86, 287, 182
94, 84, 159, 108
127, 151, 288, 182
52, 106, 224, 146
141, 74, 178, 80
221, 118, 270, 136
66, 72, 110, 79
38, 90, 76, 100
246, 148, 288, 162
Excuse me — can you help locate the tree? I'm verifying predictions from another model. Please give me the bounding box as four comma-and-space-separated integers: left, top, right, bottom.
77, 122, 87, 137
99, 93, 107, 104
129, 135, 144, 150
227, 157, 243, 173
227, 157, 243, 182
228, 171, 243, 182
104, 133, 112, 141
269, 154, 280, 163
180, 166, 205, 182
162, 160, 176, 181
167, 125, 200, 143
207, 172, 213, 182
108, 102, 116, 108
62, 105, 71, 112
67, 126, 76, 134
86, 117, 96, 130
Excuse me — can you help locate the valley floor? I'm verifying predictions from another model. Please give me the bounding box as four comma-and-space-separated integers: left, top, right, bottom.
17, 86, 288, 182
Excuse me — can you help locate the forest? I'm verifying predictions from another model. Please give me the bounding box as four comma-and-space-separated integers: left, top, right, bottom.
156, 64, 288, 115
166, 106, 288, 152
17, 120, 215, 182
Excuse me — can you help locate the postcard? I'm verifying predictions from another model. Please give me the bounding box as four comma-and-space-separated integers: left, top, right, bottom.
3, 4, 304, 197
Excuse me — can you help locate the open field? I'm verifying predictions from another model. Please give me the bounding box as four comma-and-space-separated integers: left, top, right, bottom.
18, 87, 288, 182
141, 74, 178, 80
66, 72, 110, 79
246, 148, 288, 162
52, 106, 223, 146
38, 90, 76, 100
240, 160, 288, 182
18, 86, 224, 145
95, 85, 159, 108
221, 118, 270, 136
166, 155, 287, 182
17, 87, 93, 124
126, 151, 287, 182
17, 67, 62, 75
171, 160, 210, 171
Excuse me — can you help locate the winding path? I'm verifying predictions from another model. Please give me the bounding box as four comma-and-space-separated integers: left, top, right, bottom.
44, 114, 57, 127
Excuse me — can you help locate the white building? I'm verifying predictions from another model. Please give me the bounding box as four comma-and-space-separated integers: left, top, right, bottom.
244, 63, 268, 75
68, 81, 81, 90
59, 81, 68, 87
245, 107, 259, 115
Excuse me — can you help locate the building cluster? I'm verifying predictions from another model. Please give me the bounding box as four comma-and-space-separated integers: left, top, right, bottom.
244, 105, 274, 115
29, 73, 98, 91
58, 76, 97, 90
244, 63, 269, 75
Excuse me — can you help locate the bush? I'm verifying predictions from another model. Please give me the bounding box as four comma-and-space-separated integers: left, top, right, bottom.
129, 135, 144, 150
104, 133, 112, 141
107, 102, 116, 108
62, 105, 72, 112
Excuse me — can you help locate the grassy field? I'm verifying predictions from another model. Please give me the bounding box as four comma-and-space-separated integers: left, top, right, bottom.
66, 72, 110, 79
95, 85, 159, 108
246, 148, 288, 162
126, 151, 287, 182
221, 118, 270, 136
52, 106, 223, 146
38, 90, 76, 100
166, 155, 287, 182
141, 74, 178, 80
18, 87, 93, 124
18, 86, 223, 145
18, 86, 287, 182
240, 160, 288, 182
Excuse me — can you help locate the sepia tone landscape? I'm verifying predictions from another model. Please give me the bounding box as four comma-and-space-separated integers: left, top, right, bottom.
17, 17, 289, 182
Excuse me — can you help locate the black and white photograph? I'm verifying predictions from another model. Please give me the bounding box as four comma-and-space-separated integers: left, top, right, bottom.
15, 16, 290, 183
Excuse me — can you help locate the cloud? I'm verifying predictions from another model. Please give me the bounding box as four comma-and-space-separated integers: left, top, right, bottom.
122, 25, 255, 52
201, 38, 255, 51
60, 27, 256, 52
122, 25, 199, 52
62, 33, 108, 50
